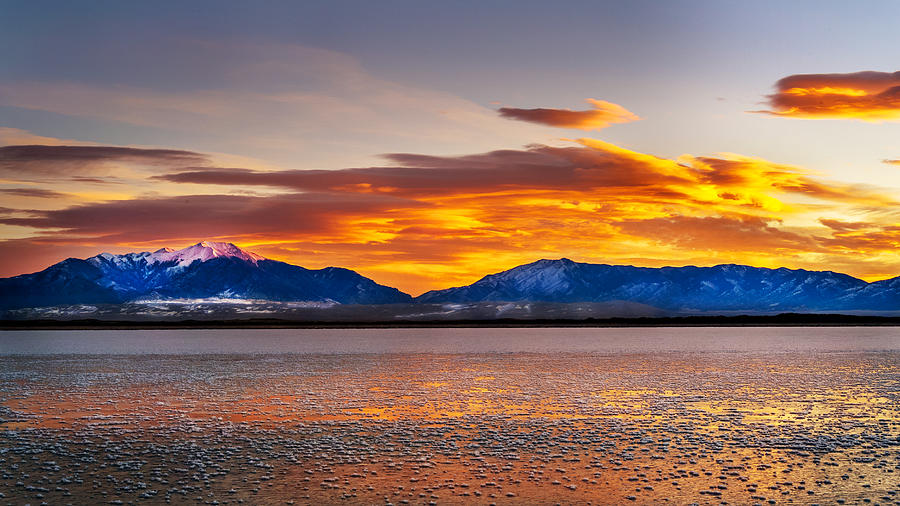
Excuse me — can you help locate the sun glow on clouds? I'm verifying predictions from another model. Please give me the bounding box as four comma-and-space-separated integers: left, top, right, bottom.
760, 71, 900, 121
498, 99, 640, 130
3, 128, 900, 293
2, 0, 898, 299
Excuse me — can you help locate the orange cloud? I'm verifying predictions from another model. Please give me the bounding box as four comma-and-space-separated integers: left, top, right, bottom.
497, 98, 639, 130
817, 219, 900, 252
758, 71, 900, 120
160, 140, 890, 211
4, 139, 900, 293
884, 159, 900, 166
1, 192, 421, 244
620, 215, 819, 252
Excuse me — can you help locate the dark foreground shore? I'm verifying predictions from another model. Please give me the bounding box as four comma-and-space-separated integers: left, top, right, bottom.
3, 313, 900, 330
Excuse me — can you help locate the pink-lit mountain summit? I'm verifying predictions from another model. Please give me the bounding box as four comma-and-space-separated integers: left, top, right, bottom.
92, 241, 267, 271
151, 241, 266, 266
2, 241, 411, 309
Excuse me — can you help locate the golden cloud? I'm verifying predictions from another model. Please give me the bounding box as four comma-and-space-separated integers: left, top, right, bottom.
759, 71, 900, 120
497, 99, 639, 130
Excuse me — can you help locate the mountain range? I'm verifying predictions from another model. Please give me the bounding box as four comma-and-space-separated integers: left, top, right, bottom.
418, 258, 900, 311
0, 241, 411, 310
2, 241, 899, 315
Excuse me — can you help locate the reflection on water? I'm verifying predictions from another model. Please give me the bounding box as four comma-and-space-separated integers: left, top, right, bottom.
1, 329, 899, 504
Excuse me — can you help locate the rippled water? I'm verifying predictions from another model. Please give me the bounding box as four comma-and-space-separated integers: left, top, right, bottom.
1, 327, 899, 504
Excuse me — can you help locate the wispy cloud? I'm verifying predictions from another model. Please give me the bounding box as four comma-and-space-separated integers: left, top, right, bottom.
0, 145, 208, 176
0, 127, 96, 147
0, 188, 68, 198
0, 42, 553, 168
757, 71, 900, 121
816, 219, 900, 253
498, 99, 639, 130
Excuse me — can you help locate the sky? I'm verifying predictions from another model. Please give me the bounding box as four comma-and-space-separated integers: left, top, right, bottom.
1, 0, 899, 295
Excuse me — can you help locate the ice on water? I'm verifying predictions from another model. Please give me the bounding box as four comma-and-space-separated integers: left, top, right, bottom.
1, 328, 898, 504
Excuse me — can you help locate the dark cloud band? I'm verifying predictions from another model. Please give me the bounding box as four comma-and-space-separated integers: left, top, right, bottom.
0, 145, 209, 176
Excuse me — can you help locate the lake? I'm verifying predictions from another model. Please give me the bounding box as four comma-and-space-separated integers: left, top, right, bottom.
2, 327, 899, 504
3, 326, 900, 354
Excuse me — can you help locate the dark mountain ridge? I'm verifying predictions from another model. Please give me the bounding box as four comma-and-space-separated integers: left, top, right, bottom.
3, 247, 899, 313
415, 258, 900, 312
0, 242, 411, 309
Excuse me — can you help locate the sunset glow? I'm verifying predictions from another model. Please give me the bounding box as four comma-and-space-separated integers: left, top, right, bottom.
761, 71, 900, 121
1, 2, 899, 295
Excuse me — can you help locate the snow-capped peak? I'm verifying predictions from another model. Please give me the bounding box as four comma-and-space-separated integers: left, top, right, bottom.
150, 241, 266, 268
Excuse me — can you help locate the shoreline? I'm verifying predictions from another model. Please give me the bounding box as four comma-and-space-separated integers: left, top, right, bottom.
3, 313, 900, 330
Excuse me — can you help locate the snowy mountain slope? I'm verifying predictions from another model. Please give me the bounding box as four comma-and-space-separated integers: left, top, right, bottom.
415, 258, 897, 312
0, 242, 411, 309
841, 275, 900, 311
0, 258, 122, 310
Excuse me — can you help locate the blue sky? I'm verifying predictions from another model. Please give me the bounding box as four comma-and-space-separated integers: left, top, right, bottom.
3, 1, 898, 172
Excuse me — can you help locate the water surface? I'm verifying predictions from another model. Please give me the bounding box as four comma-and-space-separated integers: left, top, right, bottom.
2, 326, 899, 354
1, 327, 898, 504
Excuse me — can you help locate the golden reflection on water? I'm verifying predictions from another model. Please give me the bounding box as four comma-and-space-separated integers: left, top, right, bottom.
1, 351, 899, 504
